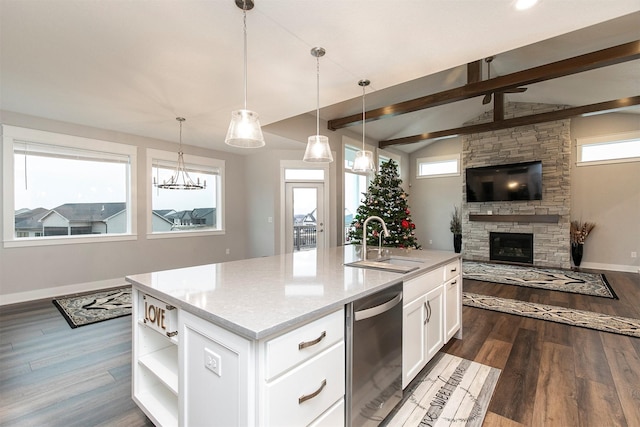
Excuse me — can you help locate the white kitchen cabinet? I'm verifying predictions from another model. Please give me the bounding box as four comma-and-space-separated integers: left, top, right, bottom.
402, 259, 462, 389
424, 285, 444, 361
260, 308, 345, 426
132, 286, 344, 427
402, 269, 445, 389
444, 259, 462, 343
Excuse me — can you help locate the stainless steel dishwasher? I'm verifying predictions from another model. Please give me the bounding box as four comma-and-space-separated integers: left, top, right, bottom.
346, 283, 403, 427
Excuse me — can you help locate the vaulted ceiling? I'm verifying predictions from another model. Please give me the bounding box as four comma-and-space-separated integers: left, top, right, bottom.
1, 1, 639, 155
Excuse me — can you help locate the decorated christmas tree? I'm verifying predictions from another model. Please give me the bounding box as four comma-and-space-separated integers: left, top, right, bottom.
348, 159, 421, 249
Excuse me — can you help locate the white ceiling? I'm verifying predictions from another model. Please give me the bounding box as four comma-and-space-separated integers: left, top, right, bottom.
1, 1, 639, 155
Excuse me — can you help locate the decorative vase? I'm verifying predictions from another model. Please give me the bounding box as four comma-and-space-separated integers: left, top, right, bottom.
453, 234, 462, 253
571, 243, 583, 267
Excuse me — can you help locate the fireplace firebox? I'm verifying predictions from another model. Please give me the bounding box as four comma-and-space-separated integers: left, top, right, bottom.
490, 232, 533, 264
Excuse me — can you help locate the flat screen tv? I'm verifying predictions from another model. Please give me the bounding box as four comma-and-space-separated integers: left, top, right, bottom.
466, 161, 542, 202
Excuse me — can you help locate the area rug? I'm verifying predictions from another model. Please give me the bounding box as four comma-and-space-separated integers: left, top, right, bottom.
385, 352, 501, 427
52, 286, 132, 328
462, 261, 617, 299
463, 292, 640, 338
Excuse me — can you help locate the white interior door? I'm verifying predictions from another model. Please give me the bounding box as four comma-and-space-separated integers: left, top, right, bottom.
285, 182, 325, 253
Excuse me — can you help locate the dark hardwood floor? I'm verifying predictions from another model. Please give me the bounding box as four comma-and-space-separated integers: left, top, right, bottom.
444, 268, 640, 427
1, 268, 638, 426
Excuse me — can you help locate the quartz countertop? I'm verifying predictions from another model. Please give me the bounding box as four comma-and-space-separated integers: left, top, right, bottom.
125, 246, 459, 340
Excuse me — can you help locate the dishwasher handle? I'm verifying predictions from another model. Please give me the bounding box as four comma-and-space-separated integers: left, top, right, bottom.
354, 292, 402, 321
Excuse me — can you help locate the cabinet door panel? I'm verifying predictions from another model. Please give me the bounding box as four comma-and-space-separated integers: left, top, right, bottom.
445, 277, 461, 342
425, 286, 444, 361
402, 296, 427, 389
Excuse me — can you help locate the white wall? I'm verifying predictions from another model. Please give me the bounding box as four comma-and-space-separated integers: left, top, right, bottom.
0, 111, 249, 304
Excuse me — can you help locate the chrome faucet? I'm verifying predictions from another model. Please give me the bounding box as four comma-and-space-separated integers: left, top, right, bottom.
362, 216, 390, 260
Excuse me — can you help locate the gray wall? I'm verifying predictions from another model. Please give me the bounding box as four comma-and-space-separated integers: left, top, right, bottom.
408, 108, 639, 272
0, 111, 249, 302
407, 137, 463, 252
571, 113, 640, 271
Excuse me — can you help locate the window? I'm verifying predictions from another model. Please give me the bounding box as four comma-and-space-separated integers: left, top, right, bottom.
147, 149, 224, 237
344, 142, 371, 243
284, 169, 324, 181
577, 131, 640, 166
416, 154, 460, 178
378, 149, 402, 176
3, 125, 137, 247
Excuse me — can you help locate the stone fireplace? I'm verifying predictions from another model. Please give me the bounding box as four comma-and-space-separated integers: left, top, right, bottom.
462, 102, 571, 269
490, 232, 534, 264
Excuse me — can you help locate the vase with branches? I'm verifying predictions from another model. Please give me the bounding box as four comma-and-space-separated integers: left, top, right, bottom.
450, 205, 462, 253
570, 220, 595, 267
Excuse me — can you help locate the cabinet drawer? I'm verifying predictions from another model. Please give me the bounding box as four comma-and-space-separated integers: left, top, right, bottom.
264, 342, 345, 427
265, 309, 344, 380
309, 398, 344, 427
444, 259, 461, 282
404, 268, 441, 304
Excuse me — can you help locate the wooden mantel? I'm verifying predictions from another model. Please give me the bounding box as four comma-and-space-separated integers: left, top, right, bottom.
469, 214, 560, 223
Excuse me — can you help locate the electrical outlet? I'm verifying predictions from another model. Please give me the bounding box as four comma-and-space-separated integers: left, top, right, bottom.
204, 348, 222, 376
225, 248, 230, 255
429, 240, 433, 244
632, 251, 638, 258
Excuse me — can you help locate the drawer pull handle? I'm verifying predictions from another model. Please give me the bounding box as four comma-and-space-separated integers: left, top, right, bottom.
450, 267, 457, 272
298, 379, 327, 404
451, 280, 457, 285
298, 331, 326, 350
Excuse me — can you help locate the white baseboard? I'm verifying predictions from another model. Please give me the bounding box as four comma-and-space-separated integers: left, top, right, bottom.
0, 278, 126, 306
579, 261, 640, 274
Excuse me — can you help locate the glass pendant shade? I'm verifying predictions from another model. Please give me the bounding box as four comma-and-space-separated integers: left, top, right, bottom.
304, 47, 333, 163
352, 79, 375, 173
225, 109, 265, 148
352, 150, 375, 172
303, 135, 333, 162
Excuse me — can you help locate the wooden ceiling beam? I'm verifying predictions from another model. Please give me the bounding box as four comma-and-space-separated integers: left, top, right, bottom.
378, 96, 640, 148
327, 40, 640, 131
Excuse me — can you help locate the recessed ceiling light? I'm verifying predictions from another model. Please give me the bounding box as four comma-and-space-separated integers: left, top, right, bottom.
515, 0, 538, 10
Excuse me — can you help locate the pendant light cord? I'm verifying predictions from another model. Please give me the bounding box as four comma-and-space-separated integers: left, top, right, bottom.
316, 54, 320, 135
243, 5, 248, 110
362, 84, 366, 150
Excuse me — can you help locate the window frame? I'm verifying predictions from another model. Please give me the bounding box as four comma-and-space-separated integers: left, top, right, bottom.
576, 130, 640, 167
2, 125, 137, 248
146, 148, 225, 239
416, 154, 461, 179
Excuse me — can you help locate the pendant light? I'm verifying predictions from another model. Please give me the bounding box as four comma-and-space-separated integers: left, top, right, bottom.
154, 118, 206, 190
225, 0, 265, 148
303, 47, 333, 163
351, 79, 375, 173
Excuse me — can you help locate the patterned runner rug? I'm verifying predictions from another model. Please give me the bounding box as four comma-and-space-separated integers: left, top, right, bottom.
463, 292, 640, 338
386, 352, 500, 427
463, 261, 616, 299
53, 286, 132, 328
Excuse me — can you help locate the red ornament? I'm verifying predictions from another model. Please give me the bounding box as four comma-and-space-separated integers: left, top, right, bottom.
401, 219, 409, 229
405, 208, 410, 215
411, 223, 415, 229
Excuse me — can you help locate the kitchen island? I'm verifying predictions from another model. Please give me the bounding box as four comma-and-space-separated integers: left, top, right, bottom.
127, 246, 461, 426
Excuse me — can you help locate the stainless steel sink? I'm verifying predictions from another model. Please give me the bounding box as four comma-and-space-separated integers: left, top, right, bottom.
344, 256, 425, 273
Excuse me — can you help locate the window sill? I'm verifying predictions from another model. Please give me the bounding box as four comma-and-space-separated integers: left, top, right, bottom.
4, 234, 138, 248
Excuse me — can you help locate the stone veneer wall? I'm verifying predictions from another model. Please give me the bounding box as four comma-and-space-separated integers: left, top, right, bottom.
462, 102, 571, 269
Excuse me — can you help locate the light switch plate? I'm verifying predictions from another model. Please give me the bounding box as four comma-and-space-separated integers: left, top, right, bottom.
204, 348, 222, 377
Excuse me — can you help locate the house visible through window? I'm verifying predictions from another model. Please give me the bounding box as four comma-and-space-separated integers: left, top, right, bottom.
577, 131, 640, 166
3, 125, 136, 247
148, 149, 224, 236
